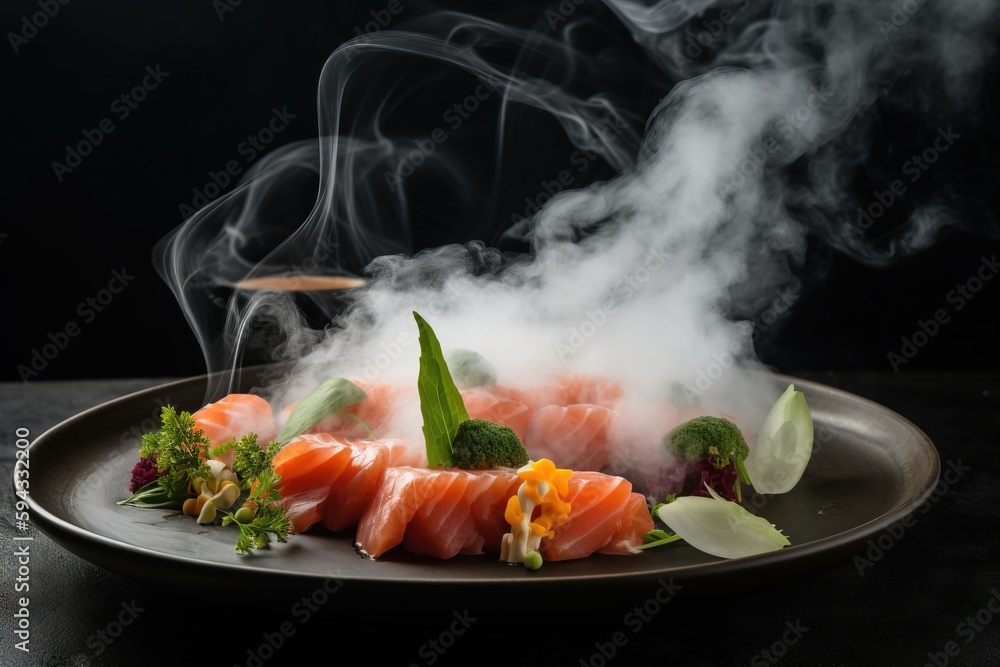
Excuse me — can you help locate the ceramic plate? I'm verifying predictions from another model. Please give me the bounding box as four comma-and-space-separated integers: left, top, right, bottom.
21, 369, 939, 616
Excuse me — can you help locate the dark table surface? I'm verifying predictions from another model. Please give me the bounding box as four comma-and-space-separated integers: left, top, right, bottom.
2, 371, 998, 667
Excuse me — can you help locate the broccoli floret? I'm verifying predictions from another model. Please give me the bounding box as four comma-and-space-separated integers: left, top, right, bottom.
662, 416, 749, 468
451, 419, 528, 470
446, 349, 498, 389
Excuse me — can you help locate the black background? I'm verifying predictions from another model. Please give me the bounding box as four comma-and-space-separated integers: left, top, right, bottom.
3, 1, 1000, 384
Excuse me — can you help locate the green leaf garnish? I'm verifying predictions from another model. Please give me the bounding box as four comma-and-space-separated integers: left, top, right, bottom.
276, 377, 368, 444
413, 311, 469, 468
116, 480, 183, 508
744, 383, 814, 494
636, 529, 683, 550
655, 485, 790, 558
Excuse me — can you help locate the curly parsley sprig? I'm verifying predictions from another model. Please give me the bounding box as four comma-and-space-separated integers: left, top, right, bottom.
231, 434, 281, 489
121, 404, 292, 555
127, 406, 213, 505
222, 467, 291, 554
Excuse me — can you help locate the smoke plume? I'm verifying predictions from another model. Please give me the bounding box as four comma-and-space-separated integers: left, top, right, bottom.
154, 1, 999, 437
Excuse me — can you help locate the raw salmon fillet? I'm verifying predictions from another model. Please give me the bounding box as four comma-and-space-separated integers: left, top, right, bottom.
541, 470, 654, 560
461, 381, 616, 470
193, 393, 278, 446
490, 382, 571, 412
551, 372, 625, 409
460, 387, 533, 441
354, 466, 653, 561
522, 404, 614, 471
273, 433, 425, 533
192, 393, 277, 467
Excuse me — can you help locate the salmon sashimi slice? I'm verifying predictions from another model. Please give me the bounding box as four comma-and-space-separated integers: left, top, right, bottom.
281, 487, 329, 534
354, 466, 652, 561
354, 467, 522, 559
273, 433, 421, 533
489, 382, 571, 412
376, 438, 428, 468
540, 470, 654, 560
321, 442, 390, 531
460, 387, 533, 441
192, 393, 277, 466
193, 393, 278, 445
522, 404, 614, 472
551, 372, 625, 409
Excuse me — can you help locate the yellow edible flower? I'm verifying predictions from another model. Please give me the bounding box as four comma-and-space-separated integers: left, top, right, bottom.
500, 459, 573, 564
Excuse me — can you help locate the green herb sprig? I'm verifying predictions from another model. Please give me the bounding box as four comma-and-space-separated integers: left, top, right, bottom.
130, 405, 212, 505
120, 404, 292, 555
222, 468, 291, 554
232, 433, 280, 489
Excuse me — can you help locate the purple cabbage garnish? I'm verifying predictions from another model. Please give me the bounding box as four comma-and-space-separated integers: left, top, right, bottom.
643, 457, 741, 503
128, 454, 162, 493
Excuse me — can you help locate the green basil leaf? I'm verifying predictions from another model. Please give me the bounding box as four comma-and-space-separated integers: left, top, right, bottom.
276, 378, 368, 444
414, 311, 468, 468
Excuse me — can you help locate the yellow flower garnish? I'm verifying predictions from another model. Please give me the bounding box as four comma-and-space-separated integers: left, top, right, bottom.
500, 459, 574, 564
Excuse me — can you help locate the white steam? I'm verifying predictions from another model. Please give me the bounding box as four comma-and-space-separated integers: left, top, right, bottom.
155, 1, 999, 449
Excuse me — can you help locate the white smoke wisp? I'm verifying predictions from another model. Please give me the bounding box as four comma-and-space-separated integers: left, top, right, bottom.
269, 65, 821, 452
155, 2, 999, 467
